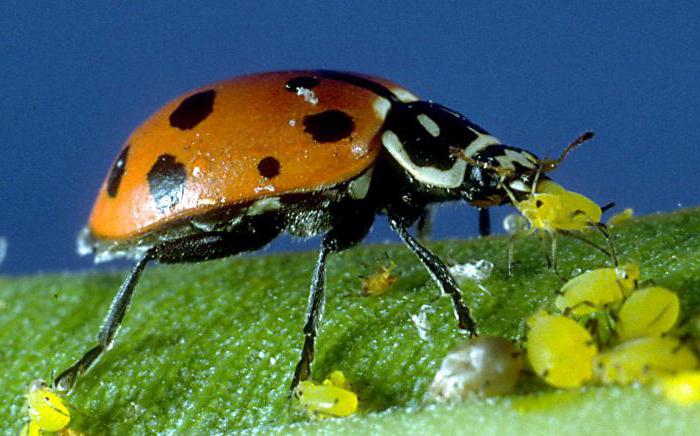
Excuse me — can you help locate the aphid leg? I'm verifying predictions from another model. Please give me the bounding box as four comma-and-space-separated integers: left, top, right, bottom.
54, 251, 154, 392
291, 244, 331, 392
537, 233, 554, 270
388, 213, 477, 336
507, 235, 515, 278
594, 223, 619, 267
551, 232, 558, 273
479, 208, 491, 237
416, 207, 433, 240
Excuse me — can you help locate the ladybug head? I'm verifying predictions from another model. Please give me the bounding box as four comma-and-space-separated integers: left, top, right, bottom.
380, 100, 591, 208
456, 143, 542, 207
455, 131, 594, 207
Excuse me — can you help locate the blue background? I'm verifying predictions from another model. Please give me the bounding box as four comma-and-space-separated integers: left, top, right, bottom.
2, 1, 699, 274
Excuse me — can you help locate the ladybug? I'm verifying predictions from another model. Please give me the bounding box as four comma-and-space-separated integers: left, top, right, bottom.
54, 70, 547, 393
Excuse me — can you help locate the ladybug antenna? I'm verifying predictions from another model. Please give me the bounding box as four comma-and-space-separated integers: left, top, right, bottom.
539, 131, 594, 174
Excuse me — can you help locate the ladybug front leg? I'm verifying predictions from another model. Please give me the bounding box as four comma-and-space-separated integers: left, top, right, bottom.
53, 250, 155, 392
387, 212, 478, 336
478, 208, 491, 237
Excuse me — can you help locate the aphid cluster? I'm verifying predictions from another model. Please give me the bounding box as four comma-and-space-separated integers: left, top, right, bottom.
525, 263, 700, 404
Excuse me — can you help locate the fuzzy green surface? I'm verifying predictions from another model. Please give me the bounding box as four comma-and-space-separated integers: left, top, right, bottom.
1, 208, 699, 433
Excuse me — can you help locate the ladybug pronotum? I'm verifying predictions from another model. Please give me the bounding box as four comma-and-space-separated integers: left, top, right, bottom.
55, 70, 547, 393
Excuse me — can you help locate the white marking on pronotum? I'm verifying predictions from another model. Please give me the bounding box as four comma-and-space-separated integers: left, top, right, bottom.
372, 96, 391, 120
247, 197, 281, 216
495, 149, 538, 170
462, 131, 502, 158
391, 88, 419, 102
417, 114, 440, 137
348, 168, 374, 199
382, 130, 466, 188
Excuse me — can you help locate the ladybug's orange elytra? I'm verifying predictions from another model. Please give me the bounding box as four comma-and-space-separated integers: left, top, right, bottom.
90, 72, 410, 240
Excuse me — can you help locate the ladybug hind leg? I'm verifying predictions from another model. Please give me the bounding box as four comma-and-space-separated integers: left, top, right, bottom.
54, 214, 282, 392
53, 250, 154, 392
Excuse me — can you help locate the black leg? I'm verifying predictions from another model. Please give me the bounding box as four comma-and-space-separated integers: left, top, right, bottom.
54, 250, 154, 392
478, 208, 491, 237
291, 242, 330, 391
290, 201, 375, 392
388, 213, 477, 336
54, 217, 282, 392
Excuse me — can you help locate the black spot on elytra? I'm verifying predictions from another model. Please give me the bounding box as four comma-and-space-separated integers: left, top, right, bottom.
285, 76, 319, 91
303, 110, 355, 143
169, 89, 216, 130
257, 156, 280, 179
106, 145, 129, 198
147, 154, 187, 212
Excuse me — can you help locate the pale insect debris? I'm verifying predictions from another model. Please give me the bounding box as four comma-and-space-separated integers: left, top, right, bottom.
410, 304, 436, 341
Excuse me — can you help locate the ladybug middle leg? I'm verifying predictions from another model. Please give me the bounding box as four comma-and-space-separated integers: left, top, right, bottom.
290, 201, 375, 392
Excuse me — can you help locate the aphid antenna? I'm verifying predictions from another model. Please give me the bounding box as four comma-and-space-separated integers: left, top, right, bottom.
600, 202, 616, 213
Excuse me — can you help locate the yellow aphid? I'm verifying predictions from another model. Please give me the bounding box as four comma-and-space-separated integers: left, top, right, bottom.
19, 422, 40, 436
25, 379, 70, 432
360, 261, 397, 296
616, 286, 680, 340
516, 180, 602, 233
657, 371, 700, 405
526, 311, 597, 388
555, 264, 640, 316
594, 336, 698, 385
294, 371, 358, 418
324, 370, 351, 390
607, 208, 634, 227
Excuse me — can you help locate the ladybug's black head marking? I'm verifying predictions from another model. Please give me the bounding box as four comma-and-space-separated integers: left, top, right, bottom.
258, 156, 281, 179
147, 154, 187, 212
106, 145, 129, 198
303, 110, 355, 143
169, 89, 216, 130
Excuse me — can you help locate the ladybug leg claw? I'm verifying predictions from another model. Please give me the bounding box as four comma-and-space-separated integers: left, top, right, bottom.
54, 251, 154, 392
388, 213, 478, 337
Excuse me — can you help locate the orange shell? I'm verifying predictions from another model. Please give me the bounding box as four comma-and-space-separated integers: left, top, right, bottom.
88, 71, 410, 241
